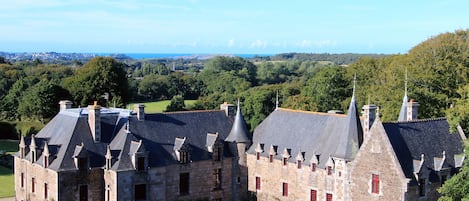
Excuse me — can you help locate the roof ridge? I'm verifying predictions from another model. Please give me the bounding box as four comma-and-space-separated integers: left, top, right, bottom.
385, 117, 447, 124
161, 109, 223, 114
277, 108, 347, 117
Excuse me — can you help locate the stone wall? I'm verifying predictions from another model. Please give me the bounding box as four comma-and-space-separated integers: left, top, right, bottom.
349, 121, 408, 201
247, 153, 348, 201
15, 157, 58, 201
58, 168, 104, 201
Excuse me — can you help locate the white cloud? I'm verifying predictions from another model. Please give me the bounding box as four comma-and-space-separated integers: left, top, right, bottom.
250, 40, 267, 48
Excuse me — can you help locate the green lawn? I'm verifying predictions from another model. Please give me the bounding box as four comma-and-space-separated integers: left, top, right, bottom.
0, 165, 14, 198
129, 100, 197, 113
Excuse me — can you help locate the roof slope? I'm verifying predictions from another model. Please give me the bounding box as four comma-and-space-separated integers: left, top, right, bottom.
383, 118, 464, 182
248, 108, 357, 168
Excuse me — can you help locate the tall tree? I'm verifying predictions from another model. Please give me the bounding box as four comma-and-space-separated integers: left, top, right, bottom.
63, 57, 129, 107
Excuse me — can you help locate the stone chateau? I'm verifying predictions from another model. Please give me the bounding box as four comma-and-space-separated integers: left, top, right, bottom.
14, 79, 465, 201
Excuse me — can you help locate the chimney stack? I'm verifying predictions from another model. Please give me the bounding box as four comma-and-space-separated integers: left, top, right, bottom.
134, 104, 145, 121
88, 101, 101, 142
362, 104, 377, 135
59, 100, 72, 111
406, 99, 419, 121
220, 102, 235, 117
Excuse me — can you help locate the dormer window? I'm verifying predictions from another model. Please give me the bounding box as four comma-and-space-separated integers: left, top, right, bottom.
20, 147, 25, 159
73, 143, 88, 170
327, 166, 333, 175
137, 156, 145, 171
174, 137, 190, 164
180, 150, 189, 164
105, 145, 112, 170
106, 158, 111, 170
255, 143, 263, 161
31, 150, 37, 163
78, 157, 88, 170
297, 160, 302, 169
283, 157, 288, 166
130, 140, 147, 171
311, 163, 317, 172
281, 148, 290, 166
44, 155, 49, 168
213, 145, 222, 161
269, 145, 277, 164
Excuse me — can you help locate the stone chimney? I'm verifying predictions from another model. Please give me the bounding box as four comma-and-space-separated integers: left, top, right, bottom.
362, 104, 377, 135
59, 100, 72, 111
133, 104, 145, 121
220, 102, 236, 117
88, 101, 101, 142
406, 99, 419, 121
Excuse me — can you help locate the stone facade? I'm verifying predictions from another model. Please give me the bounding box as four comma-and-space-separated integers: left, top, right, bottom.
349, 118, 408, 201
247, 153, 351, 201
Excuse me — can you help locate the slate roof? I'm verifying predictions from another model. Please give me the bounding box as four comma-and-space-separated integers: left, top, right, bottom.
17, 107, 236, 172
383, 118, 465, 184
225, 101, 251, 143
247, 106, 363, 168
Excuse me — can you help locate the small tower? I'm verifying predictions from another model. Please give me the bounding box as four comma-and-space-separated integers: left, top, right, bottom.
225, 99, 251, 201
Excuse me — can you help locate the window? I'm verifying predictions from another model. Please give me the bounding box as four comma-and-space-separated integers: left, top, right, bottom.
419, 179, 426, 197
282, 182, 288, 197
20, 147, 25, 158
256, 152, 260, 160
283, 157, 288, 166
371, 174, 379, 194
269, 155, 273, 163
106, 158, 111, 170
106, 188, 110, 201
311, 163, 316, 172
44, 183, 48, 199
31, 150, 36, 163
44, 155, 49, 168
180, 150, 189, 164
310, 189, 317, 201
21, 173, 24, 188
134, 184, 146, 200
326, 193, 333, 201
214, 146, 222, 161
79, 185, 88, 201
180, 173, 190, 195
31, 178, 35, 193
137, 156, 145, 171
327, 166, 333, 175
78, 157, 88, 170
213, 169, 222, 190
297, 160, 302, 169
255, 177, 261, 190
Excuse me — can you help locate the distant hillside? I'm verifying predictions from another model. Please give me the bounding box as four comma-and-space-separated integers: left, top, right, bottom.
270, 53, 388, 65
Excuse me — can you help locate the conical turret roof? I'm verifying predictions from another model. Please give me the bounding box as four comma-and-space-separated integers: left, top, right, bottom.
333, 74, 363, 161
398, 69, 408, 121
225, 100, 250, 143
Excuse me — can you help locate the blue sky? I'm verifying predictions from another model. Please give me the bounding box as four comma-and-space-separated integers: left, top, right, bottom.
1, 0, 468, 54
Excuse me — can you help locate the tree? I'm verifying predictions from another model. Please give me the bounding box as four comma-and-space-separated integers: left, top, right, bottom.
303, 66, 350, 112
165, 95, 186, 112
63, 57, 129, 107
17, 80, 71, 121
138, 74, 169, 101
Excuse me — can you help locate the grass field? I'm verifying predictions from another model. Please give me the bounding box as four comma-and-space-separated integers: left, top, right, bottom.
129, 100, 196, 113
0, 165, 14, 198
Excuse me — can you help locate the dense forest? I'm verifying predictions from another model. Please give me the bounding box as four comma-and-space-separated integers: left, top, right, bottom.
1, 29, 468, 200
